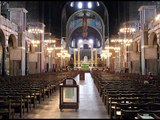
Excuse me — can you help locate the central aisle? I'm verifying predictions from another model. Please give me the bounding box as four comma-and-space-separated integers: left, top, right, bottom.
24, 73, 109, 119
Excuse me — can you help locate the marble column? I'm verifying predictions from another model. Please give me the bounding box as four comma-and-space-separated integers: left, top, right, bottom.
138, 5, 156, 75
74, 49, 77, 67
141, 29, 148, 75
91, 47, 93, 67
78, 47, 80, 67
95, 49, 97, 67
52, 49, 55, 70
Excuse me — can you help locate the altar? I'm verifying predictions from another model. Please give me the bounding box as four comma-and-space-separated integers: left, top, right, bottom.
81, 64, 90, 69
80, 56, 90, 69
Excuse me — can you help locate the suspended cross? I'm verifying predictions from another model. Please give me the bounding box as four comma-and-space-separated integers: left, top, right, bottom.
75, 10, 95, 37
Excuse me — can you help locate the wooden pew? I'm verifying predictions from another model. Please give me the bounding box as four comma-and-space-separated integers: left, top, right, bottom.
0, 100, 14, 119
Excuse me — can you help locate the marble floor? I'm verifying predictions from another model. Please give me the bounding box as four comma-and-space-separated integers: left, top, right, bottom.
23, 73, 109, 119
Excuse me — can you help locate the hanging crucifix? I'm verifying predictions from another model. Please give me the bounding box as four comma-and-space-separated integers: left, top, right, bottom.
75, 10, 95, 37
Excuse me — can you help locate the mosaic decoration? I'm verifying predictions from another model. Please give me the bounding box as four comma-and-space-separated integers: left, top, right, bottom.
67, 10, 103, 37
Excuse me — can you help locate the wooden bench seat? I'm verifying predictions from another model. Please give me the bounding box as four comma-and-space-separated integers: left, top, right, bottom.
0, 100, 14, 119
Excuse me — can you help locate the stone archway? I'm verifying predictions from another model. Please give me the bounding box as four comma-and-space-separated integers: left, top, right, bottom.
7, 34, 18, 76
146, 32, 158, 75
79, 41, 92, 60
61, 1, 109, 49
149, 32, 157, 46
61, 2, 109, 69
76, 39, 95, 67
66, 9, 105, 51
0, 29, 6, 76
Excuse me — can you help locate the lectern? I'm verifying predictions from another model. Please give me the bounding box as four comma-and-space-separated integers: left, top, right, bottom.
59, 78, 79, 111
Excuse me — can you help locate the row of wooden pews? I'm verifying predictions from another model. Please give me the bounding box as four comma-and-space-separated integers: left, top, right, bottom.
0, 70, 79, 119
91, 70, 160, 119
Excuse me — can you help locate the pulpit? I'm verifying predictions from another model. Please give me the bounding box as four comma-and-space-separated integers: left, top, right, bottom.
59, 78, 79, 111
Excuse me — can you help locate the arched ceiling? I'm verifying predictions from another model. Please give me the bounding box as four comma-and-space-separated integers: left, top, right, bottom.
69, 26, 101, 48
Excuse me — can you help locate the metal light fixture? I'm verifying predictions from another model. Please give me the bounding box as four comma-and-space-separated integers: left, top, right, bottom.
101, 50, 112, 59
31, 40, 40, 47
47, 47, 53, 53
119, 27, 136, 33
28, 27, 44, 34
155, 14, 160, 21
